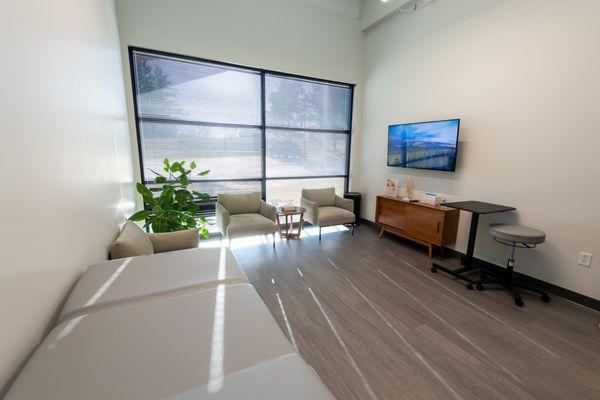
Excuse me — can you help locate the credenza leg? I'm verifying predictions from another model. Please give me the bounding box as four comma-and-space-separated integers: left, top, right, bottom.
428, 243, 433, 259
378, 227, 385, 238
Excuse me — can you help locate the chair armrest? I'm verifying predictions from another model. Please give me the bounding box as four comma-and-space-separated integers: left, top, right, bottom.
148, 229, 200, 254
301, 197, 319, 225
216, 202, 230, 235
335, 195, 354, 213
259, 200, 277, 221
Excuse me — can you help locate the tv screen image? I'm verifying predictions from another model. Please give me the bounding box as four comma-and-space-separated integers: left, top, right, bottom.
387, 119, 460, 172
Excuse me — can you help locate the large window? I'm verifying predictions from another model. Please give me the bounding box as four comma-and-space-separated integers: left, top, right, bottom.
130, 48, 353, 208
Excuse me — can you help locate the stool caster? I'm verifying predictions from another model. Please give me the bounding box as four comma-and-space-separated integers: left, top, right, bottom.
541, 293, 550, 303
514, 297, 524, 307
466, 283, 474, 290
476, 283, 484, 291
430, 266, 437, 273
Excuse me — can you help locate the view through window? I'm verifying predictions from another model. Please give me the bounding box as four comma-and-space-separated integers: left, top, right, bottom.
131, 48, 353, 208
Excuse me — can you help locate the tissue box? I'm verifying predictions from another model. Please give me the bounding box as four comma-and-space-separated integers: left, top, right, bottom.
422, 193, 442, 206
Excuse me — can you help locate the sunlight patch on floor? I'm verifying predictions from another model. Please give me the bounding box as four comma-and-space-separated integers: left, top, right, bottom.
197, 225, 351, 249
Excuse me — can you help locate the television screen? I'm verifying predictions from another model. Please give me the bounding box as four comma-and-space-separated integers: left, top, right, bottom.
387, 119, 460, 172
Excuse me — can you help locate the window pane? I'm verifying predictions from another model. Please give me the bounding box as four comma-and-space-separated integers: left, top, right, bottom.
139, 122, 261, 181
192, 181, 261, 197
265, 75, 351, 130
148, 181, 261, 198
266, 129, 348, 177
266, 177, 345, 206
133, 52, 261, 125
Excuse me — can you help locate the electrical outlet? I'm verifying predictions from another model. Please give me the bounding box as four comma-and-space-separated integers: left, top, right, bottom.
578, 252, 593, 267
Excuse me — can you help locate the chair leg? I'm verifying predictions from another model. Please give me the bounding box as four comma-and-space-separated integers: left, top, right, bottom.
319, 227, 322, 242
272, 232, 276, 249
351, 225, 355, 235
508, 284, 524, 307
228, 238, 232, 248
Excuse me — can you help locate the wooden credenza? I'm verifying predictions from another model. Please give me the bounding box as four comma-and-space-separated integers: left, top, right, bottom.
375, 195, 459, 259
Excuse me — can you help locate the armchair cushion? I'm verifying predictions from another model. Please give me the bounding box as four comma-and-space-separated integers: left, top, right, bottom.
148, 229, 200, 254
318, 207, 355, 226
218, 192, 261, 215
226, 214, 277, 238
301, 187, 336, 207
109, 221, 154, 260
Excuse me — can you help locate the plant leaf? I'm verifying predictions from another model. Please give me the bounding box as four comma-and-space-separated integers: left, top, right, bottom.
170, 162, 181, 172
179, 174, 189, 186
175, 190, 188, 208
129, 210, 151, 221
155, 176, 167, 184
136, 183, 156, 206
197, 170, 210, 176
193, 191, 211, 201
190, 161, 197, 169
158, 186, 174, 209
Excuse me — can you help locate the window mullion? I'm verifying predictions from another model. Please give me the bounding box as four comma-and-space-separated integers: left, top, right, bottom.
260, 71, 267, 200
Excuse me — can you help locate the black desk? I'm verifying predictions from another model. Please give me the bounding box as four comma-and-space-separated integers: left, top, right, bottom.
431, 201, 516, 289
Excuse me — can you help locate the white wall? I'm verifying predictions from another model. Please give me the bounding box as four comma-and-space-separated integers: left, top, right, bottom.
357, 0, 600, 299
360, 0, 416, 30
0, 0, 135, 390
115, 0, 364, 192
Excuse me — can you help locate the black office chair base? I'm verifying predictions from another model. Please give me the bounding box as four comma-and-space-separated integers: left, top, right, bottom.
431, 262, 479, 289
477, 273, 550, 307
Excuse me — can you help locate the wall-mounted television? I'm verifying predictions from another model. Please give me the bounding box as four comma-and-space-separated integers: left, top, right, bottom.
387, 119, 460, 172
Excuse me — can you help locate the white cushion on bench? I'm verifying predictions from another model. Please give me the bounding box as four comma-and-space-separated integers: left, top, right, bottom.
7, 284, 299, 400
59, 247, 248, 323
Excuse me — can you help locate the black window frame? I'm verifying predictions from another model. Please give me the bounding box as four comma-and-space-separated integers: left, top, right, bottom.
128, 46, 354, 214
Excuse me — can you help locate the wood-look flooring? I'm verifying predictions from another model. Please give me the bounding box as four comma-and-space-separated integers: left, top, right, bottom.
225, 225, 600, 400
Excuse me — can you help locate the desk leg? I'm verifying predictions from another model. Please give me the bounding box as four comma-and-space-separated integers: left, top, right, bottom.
462, 213, 479, 267
431, 212, 480, 289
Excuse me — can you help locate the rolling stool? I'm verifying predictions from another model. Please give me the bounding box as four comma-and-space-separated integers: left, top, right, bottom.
477, 223, 550, 307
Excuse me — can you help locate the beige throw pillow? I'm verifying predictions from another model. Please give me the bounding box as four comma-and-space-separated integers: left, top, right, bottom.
109, 221, 154, 259
148, 229, 200, 254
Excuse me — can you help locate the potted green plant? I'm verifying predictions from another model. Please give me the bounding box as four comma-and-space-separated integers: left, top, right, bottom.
129, 158, 211, 237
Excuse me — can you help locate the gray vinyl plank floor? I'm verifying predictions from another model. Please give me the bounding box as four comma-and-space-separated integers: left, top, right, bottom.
210, 225, 600, 400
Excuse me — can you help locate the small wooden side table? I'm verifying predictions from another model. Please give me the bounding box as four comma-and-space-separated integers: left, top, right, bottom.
276, 207, 305, 240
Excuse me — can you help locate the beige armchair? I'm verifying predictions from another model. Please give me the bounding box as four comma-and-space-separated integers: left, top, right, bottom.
301, 187, 355, 241
216, 192, 277, 247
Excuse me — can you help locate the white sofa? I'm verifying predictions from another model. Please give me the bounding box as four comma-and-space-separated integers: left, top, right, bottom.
5, 248, 334, 400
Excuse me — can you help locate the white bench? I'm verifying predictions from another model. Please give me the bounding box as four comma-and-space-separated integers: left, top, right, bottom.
6, 248, 333, 400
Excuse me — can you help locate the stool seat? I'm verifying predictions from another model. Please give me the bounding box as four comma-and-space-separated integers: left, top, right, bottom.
489, 223, 546, 245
